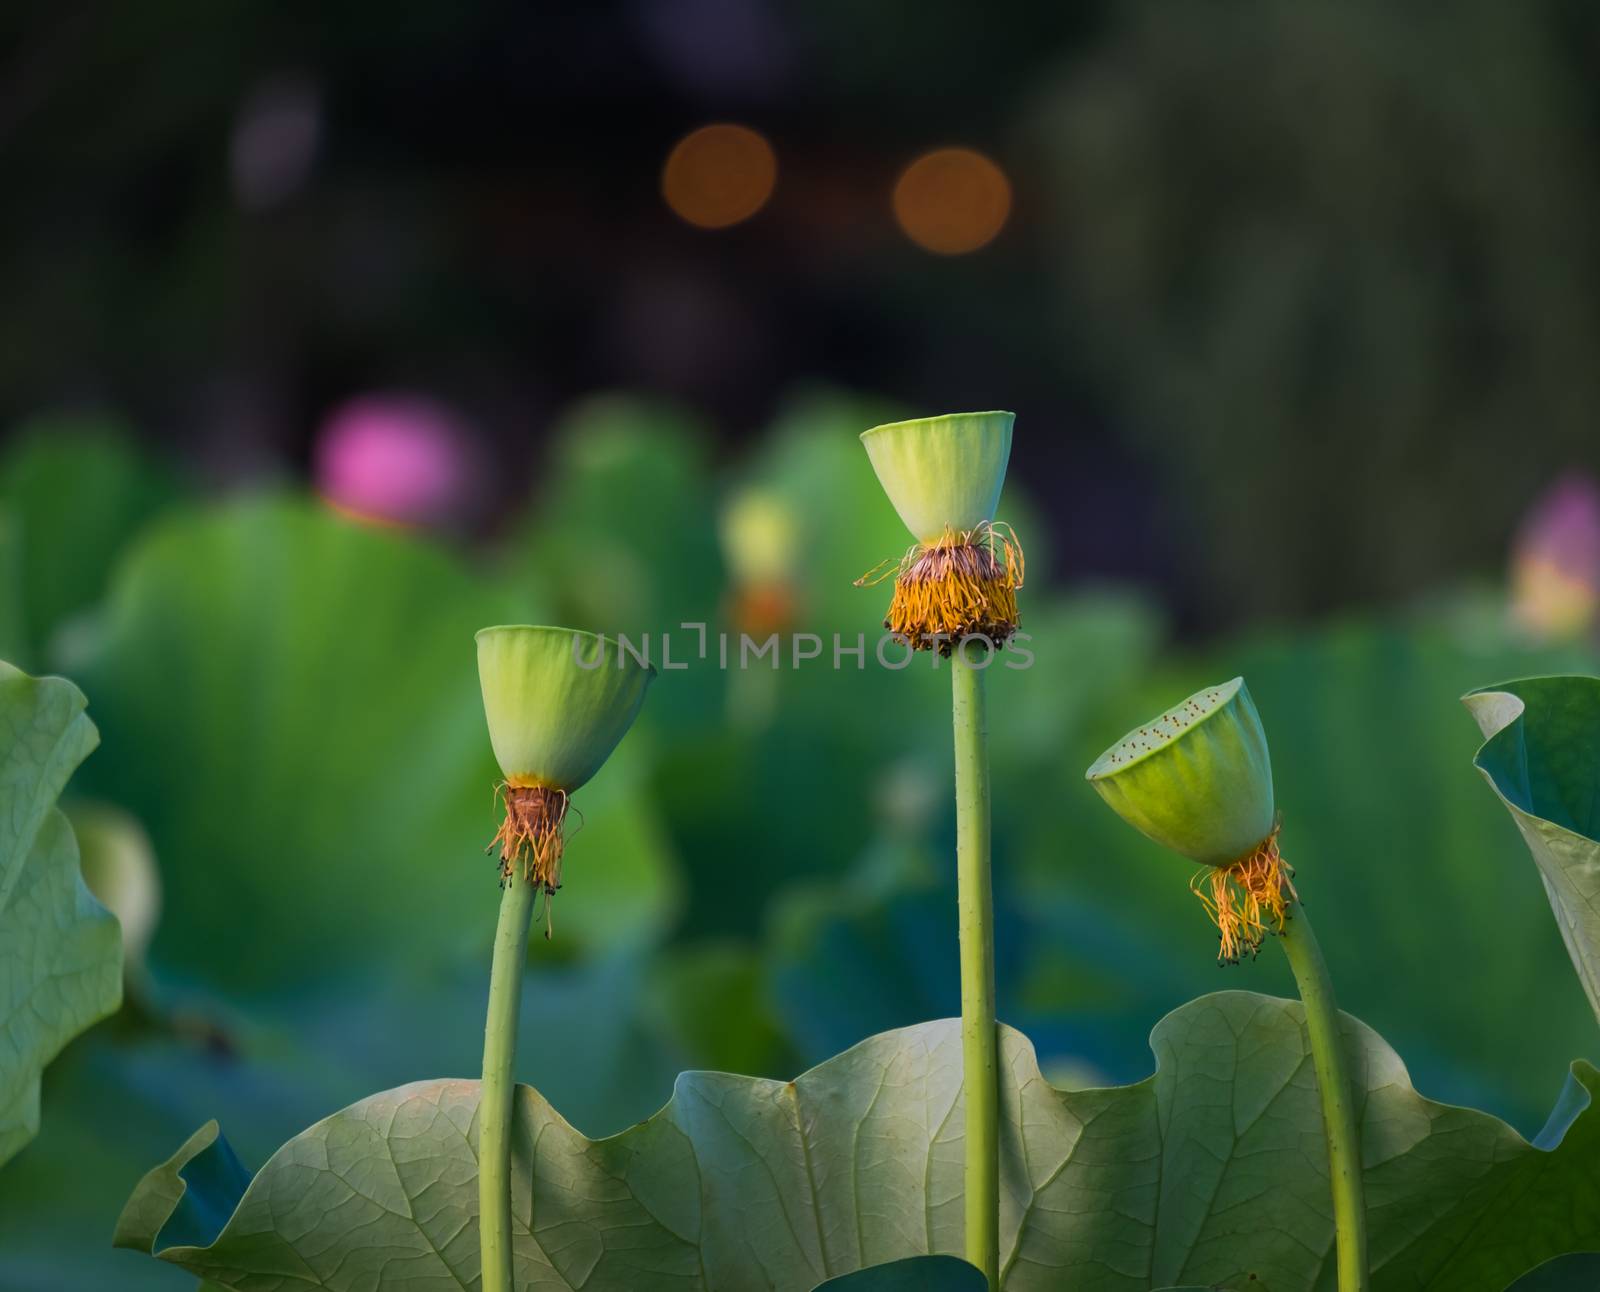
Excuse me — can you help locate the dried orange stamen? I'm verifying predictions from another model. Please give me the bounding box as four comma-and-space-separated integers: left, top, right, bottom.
1190, 826, 1298, 964
856, 521, 1025, 654
486, 783, 570, 937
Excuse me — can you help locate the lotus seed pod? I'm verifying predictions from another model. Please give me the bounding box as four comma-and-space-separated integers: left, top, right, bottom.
477, 625, 653, 917
855, 411, 1025, 654
1086, 678, 1289, 964
1086, 678, 1274, 865
860, 411, 1013, 544
476, 625, 653, 792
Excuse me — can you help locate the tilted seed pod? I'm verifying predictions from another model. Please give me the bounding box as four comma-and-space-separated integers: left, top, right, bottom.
1086, 678, 1291, 963
1086, 677, 1274, 864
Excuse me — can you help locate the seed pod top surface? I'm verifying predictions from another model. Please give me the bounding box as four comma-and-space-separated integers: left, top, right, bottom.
1085, 677, 1275, 866
476, 625, 653, 793
860, 411, 1014, 544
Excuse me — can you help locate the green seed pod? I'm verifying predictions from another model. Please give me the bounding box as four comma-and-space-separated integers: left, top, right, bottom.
860, 411, 1014, 544
1085, 677, 1275, 866
476, 625, 653, 793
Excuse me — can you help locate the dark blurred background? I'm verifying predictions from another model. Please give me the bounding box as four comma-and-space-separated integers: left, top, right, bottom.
9, 0, 1600, 626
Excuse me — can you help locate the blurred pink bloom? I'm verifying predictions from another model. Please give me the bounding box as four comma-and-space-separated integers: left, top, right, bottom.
315, 394, 476, 528
1511, 473, 1600, 640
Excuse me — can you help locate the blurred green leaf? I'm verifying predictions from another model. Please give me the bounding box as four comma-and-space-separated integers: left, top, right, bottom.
0, 416, 179, 668
664, 714, 901, 939
0, 664, 122, 1168
769, 867, 957, 1062
0, 1026, 348, 1291
0, 508, 23, 663
531, 398, 720, 626
509, 396, 725, 734
763, 590, 1174, 1078
517, 395, 723, 634
293, 954, 690, 1140
746, 388, 913, 630
1023, 620, 1600, 1128
115, 994, 1600, 1291
75, 495, 675, 993
769, 850, 1180, 1090
646, 941, 796, 1078
986, 590, 1164, 774
1466, 675, 1600, 1027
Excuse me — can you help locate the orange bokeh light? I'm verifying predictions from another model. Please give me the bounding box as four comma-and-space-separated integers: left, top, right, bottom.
892, 147, 1012, 255
662, 124, 778, 229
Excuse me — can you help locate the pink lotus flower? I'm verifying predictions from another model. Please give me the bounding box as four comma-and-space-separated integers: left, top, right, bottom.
1511, 474, 1600, 640
315, 393, 477, 528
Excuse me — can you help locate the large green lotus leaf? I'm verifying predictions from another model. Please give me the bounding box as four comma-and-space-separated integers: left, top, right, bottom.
74, 496, 676, 993
0, 416, 180, 668
1023, 621, 1600, 1129
116, 993, 1600, 1291
1465, 676, 1600, 1026
0, 949, 689, 1289
0, 664, 122, 1167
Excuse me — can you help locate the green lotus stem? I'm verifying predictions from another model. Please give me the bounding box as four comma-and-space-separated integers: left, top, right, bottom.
480, 875, 535, 1292
951, 648, 999, 1290
1278, 899, 1369, 1292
